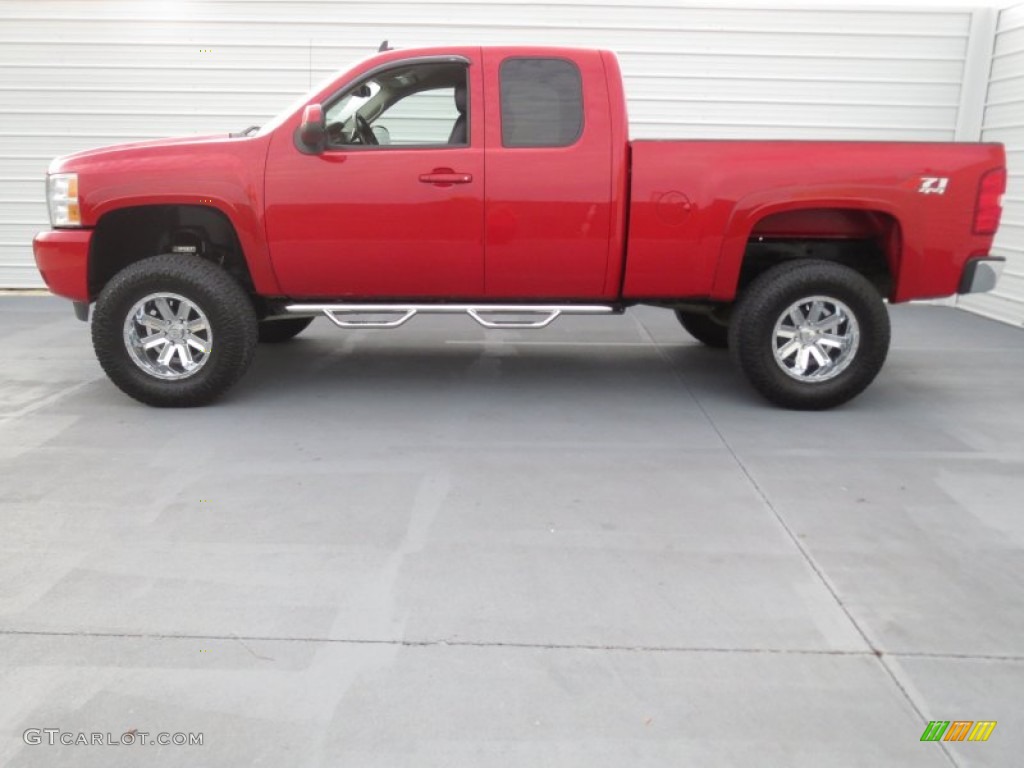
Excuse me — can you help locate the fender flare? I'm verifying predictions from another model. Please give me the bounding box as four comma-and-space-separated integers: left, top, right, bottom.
90, 194, 281, 295
709, 189, 906, 301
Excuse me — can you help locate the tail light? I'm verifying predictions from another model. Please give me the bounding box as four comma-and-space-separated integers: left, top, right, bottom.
973, 167, 1006, 235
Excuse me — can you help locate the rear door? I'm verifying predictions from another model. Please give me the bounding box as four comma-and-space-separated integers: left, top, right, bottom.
481, 49, 616, 298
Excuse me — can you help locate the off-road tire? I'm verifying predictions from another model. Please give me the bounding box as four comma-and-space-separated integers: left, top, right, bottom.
729, 260, 890, 410
675, 310, 729, 348
92, 255, 258, 407
258, 316, 314, 343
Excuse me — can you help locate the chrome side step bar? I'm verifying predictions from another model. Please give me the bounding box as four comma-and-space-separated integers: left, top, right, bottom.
284, 303, 617, 330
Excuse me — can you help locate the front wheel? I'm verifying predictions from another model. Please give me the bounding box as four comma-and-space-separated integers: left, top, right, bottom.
92, 255, 258, 407
729, 261, 890, 410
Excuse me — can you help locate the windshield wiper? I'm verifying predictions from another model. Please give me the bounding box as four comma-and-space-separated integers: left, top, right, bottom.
229, 125, 260, 138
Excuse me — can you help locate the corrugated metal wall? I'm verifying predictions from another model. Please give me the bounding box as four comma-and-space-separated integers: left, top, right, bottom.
0, 1, 982, 290
958, 3, 1024, 326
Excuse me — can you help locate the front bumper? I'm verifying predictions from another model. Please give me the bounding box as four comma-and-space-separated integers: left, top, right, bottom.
33, 229, 91, 302
959, 256, 1005, 295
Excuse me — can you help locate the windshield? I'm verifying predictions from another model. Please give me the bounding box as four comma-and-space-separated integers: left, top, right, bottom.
254, 69, 353, 138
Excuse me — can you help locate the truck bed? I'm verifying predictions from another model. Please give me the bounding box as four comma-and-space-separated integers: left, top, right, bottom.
624, 140, 1005, 302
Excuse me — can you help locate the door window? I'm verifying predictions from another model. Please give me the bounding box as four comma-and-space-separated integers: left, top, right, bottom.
324, 62, 469, 148
499, 58, 583, 148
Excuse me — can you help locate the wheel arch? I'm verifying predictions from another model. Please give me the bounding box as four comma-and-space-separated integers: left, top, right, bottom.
88, 204, 257, 301
712, 198, 905, 301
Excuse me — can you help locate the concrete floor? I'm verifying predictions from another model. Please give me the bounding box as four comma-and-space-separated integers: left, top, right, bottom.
0, 295, 1022, 767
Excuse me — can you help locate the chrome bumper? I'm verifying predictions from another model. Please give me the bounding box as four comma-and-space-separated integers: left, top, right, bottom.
959, 257, 1005, 294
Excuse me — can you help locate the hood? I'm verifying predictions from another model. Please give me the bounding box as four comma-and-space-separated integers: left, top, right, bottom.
48, 133, 247, 174
47, 130, 272, 229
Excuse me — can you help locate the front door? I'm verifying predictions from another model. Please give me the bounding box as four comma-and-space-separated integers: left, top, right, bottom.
264, 56, 484, 298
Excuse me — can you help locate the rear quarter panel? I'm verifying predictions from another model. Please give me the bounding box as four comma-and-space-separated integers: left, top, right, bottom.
624, 140, 1005, 302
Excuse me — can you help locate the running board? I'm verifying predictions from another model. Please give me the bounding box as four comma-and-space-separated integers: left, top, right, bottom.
284, 303, 618, 330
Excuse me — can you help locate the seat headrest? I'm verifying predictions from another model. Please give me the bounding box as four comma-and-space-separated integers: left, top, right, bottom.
453, 84, 467, 115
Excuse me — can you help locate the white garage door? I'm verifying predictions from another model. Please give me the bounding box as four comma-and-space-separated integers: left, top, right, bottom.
959, 3, 1024, 326
0, 2, 980, 289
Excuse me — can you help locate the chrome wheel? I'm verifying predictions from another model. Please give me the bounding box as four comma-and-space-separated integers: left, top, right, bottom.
122, 292, 213, 380
772, 296, 859, 382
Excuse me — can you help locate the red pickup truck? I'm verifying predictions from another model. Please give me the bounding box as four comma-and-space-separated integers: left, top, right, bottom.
33, 45, 1007, 409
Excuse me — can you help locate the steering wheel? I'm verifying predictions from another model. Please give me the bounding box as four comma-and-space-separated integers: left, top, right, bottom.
354, 114, 378, 145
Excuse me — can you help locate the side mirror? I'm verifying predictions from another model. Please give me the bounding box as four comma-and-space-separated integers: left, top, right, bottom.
299, 104, 325, 149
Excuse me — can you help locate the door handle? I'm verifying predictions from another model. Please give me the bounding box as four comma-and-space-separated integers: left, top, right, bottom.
419, 168, 473, 186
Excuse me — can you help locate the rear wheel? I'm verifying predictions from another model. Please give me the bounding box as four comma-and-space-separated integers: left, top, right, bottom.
675, 310, 729, 348
92, 255, 258, 407
729, 260, 890, 410
258, 317, 314, 343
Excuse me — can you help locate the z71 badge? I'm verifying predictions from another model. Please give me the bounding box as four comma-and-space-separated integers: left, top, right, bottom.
919, 177, 949, 195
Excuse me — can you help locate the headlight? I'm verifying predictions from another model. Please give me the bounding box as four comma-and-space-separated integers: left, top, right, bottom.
47, 173, 81, 227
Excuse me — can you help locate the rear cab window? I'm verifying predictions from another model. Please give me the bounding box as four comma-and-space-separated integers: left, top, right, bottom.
499, 58, 584, 148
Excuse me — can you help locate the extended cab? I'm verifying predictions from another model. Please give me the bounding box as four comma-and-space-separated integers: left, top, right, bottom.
33, 45, 1007, 409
